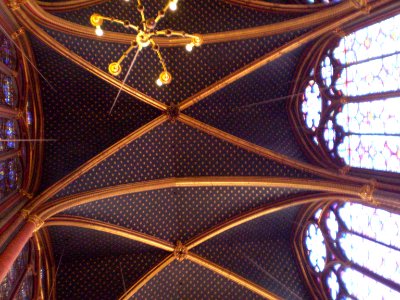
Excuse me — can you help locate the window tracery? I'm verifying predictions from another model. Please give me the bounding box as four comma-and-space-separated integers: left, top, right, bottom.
295, 201, 400, 299
0, 157, 22, 201
0, 74, 18, 107
0, 242, 33, 300
0, 30, 31, 204
291, 13, 400, 175
0, 32, 16, 70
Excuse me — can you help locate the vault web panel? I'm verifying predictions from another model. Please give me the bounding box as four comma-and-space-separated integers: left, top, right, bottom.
53, 122, 315, 199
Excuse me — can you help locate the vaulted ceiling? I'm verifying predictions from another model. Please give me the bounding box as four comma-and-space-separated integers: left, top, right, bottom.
8, 0, 376, 298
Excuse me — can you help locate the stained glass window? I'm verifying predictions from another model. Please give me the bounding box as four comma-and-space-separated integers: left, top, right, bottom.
0, 32, 16, 69
299, 13, 400, 173
0, 243, 32, 300
0, 118, 19, 152
0, 74, 18, 107
0, 157, 22, 202
302, 202, 400, 299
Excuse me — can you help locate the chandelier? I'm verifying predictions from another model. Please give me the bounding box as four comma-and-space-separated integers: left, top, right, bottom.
90, 0, 203, 87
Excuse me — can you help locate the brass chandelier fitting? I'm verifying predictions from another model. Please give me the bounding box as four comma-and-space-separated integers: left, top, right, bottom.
90, 0, 203, 86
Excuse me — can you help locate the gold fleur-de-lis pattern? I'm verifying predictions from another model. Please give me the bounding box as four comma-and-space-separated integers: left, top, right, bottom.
26, 0, 319, 299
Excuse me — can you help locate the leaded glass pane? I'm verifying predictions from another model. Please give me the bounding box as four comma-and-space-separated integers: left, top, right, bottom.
303, 202, 400, 299
336, 54, 400, 96
338, 134, 400, 172
342, 268, 400, 299
300, 12, 400, 173
0, 157, 22, 203
334, 14, 400, 65
0, 34, 16, 69
0, 74, 17, 107
337, 98, 400, 134
0, 118, 19, 152
0, 243, 30, 300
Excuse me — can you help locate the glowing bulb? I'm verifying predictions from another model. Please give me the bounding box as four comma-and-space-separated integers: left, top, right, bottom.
95, 26, 103, 37
185, 43, 194, 52
156, 78, 163, 86
169, 1, 177, 11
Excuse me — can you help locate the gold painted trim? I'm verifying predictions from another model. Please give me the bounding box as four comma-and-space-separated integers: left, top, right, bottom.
177, 114, 351, 180
177, 114, 400, 195
185, 193, 357, 250
37, 0, 107, 12
22, 0, 357, 46
44, 215, 175, 252
224, 0, 331, 13
187, 252, 281, 300
118, 254, 175, 300
178, 8, 368, 111
12, 7, 167, 111
27, 115, 168, 212
37, 177, 364, 219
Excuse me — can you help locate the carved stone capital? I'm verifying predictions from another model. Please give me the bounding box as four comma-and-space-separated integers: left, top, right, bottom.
359, 180, 378, 205
333, 28, 346, 38
350, 0, 370, 14
8, 0, 26, 11
174, 241, 188, 262
19, 189, 33, 199
11, 28, 25, 40
339, 165, 351, 175
20, 208, 30, 219
28, 214, 44, 232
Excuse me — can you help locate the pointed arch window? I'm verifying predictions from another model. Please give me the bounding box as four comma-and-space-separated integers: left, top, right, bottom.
294, 201, 400, 299
289, 13, 400, 176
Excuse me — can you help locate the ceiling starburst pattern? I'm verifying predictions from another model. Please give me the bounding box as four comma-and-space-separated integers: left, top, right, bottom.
3, 0, 400, 299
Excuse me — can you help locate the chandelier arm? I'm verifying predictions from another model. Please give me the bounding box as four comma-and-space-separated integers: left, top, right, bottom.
156, 29, 185, 37
111, 19, 139, 32
117, 43, 139, 65
136, 0, 146, 25
91, 14, 139, 32
151, 40, 167, 73
155, 1, 171, 24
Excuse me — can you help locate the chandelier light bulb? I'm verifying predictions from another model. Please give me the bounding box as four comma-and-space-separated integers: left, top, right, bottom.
95, 26, 104, 37
90, 0, 202, 86
185, 43, 194, 52
169, 0, 177, 11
